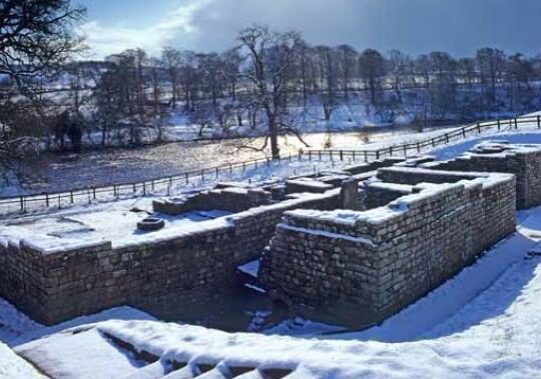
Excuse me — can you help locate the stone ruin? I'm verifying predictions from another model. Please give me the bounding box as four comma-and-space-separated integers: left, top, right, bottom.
421, 141, 541, 209
0, 143, 540, 327
260, 169, 516, 326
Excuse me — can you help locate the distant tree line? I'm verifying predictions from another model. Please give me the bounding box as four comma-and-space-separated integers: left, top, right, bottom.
79, 26, 540, 157
2, 5, 541, 160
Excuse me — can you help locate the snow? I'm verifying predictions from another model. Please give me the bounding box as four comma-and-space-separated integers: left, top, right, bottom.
3, 114, 541, 377
4, 180, 541, 377
432, 132, 541, 161
16, 328, 148, 379
0, 342, 44, 379
0, 199, 235, 251
0, 297, 154, 379
0, 188, 343, 253
365, 181, 413, 193
277, 223, 376, 246
237, 260, 260, 278
11, 203, 541, 378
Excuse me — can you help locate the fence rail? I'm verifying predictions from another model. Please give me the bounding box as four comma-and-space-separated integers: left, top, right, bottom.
2, 114, 541, 216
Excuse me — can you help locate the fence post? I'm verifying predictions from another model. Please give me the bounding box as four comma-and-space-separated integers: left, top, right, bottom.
476, 123, 481, 134
431, 138, 436, 147
201, 170, 205, 181
389, 146, 393, 156
185, 173, 189, 183
143, 182, 146, 196
376, 150, 380, 160
92, 187, 96, 200
352, 151, 356, 160
216, 167, 219, 178
514, 118, 518, 129
308, 151, 312, 161
133, 183, 136, 193
403, 145, 407, 156
364, 151, 368, 162
497, 119, 501, 131
339, 150, 344, 161
462, 128, 466, 138
70, 190, 74, 204
46, 193, 49, 207
538, 115, 541, 129
445, 134, 449, 144
113, 185, 117, 197
20, 196, 24, 212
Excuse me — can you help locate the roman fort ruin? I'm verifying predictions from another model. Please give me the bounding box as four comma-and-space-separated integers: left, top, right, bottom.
0, 141, 540, 327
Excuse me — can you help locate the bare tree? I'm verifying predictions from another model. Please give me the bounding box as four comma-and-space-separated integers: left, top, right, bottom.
0, 0, 85, 174
476, 48, 506, 106
0, 0, 85, 78
178, 51, 200, 112
315, 46, 339, 121
506, 53, 534, 112
162, 47, 182, 108
199, 52, 225, 106
337, 44, 358, 100
358, 49, 385, 105
237, 25, 301, 159
387, 49, 409, 103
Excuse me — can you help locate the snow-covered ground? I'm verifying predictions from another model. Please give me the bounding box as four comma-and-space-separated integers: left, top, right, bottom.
2, 203, 541, 378
0, 342, 44, 379
3, 117, 541, 377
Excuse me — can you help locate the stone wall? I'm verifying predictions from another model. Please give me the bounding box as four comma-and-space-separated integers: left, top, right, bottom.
153, 187, 272, 215
0, 190, 340, 325
423, 144, 541, 209
363, 182, 413, 209
260, 169, 516, 327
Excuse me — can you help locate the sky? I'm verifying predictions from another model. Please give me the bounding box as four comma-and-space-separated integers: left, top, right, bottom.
77, 0, 541, 59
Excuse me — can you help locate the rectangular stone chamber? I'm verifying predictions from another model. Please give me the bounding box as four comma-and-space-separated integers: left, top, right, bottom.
260, 167, 517, 328
423, 142, 541, 209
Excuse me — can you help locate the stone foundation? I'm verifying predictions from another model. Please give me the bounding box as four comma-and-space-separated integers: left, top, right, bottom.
260, 169, 516, 327
423, 142, 541, 209
153, 186, 272, 215
0, 190, 340, 325
0, 144, 536, 328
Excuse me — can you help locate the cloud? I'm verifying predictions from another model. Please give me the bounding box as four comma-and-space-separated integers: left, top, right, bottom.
79, 0, 214, 58
80, 0, 541, 59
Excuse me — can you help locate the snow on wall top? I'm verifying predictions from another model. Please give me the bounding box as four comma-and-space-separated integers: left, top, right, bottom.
0, 188, 341, 254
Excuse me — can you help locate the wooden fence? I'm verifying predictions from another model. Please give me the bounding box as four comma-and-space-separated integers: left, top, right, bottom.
2, 114, 540, 216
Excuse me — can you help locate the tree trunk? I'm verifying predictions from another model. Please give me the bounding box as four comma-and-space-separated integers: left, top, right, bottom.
266, 109, 280, 159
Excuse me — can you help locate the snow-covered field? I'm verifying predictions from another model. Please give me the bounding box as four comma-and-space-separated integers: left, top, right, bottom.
3, 117, 541, 378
